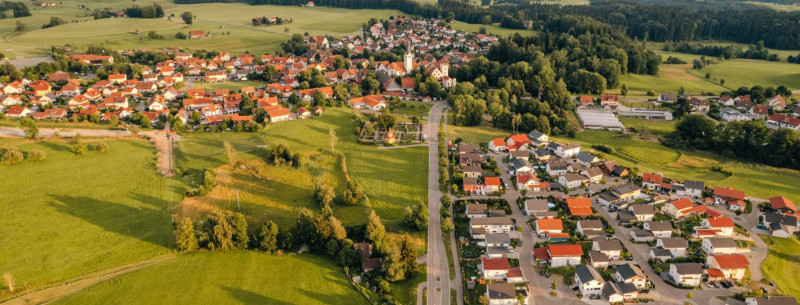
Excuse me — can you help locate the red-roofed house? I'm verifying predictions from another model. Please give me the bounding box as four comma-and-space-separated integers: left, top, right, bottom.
567, 197, 593, 217
701, 218, 735, 236
535, 218, 563, 236
505, 134, 530, 151
189, 30, 205, 39
517, 171, 549, 191
108, 73, 127, 84
480, 258, 510, 280
347, 94, 387, 111
29, 80, 51, 97
706, 254, 749, 281
662, 198, 696, 218
600, 94, 619, 107
267, 108, 292, 123
714, 187, 746, 210
770, 196, 797, 217
641, 173, 663, 191
766, 113, 800, 131
484, 177, 501, 193
578, 95, 594, 106
488, 138, 506, 153
534, 244, 583, 267
6, 106, 32, 118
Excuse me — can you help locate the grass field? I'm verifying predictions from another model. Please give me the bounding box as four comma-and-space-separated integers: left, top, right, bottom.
0, 0, 399, 58
189, 80, 266, 91
52, 252, 369, 305
0, 139, 182, 291
389, 100, 433, 119
618, 118, 676, 137
450, 21, 537, 38
761, 236, 800, 300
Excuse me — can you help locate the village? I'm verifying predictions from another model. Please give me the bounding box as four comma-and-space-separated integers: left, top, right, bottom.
446, 129, 798, 305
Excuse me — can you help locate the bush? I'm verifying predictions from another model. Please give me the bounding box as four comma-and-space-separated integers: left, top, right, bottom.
26, 150, 46, 161
186, 169, 217, 196
95, 142, 108, 152
2, 148, 24, 165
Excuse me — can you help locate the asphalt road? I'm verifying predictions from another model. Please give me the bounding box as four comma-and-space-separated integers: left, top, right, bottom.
425, 101, 451, 305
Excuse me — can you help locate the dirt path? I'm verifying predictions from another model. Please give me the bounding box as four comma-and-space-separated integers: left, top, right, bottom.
0, 255, 175, 305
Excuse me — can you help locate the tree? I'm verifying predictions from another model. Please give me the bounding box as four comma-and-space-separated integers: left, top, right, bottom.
223, 141, 237, 166
328, 127, 337, 153
314, 180, 335, 207
366, 210, 386, 253
175, 32, 187, 39
478, 295, 490, 305
441, 217, 454, 232
399, 233, 418, 277
20, 116, 37, 139
257, 220, 280, 253
384, 246, 405, 281
329, 216, 347, 240
621, 84, 628, 96
108, 115, 119, 126
207, 213, 234, 250
2, 148, 23, 165
71, 134, 86, 155
229, 213, 249, 249
14, 21, 25, 32
95, 142, 108, 153
181, 11, 193, 25
26, 149, 46, 161
175, 218, 198, 252
404, 201, 428, 231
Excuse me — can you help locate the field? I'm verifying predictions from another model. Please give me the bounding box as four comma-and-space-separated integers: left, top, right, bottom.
0, 139, 183, 291
618, 118, 676, 137
449, 21, 538, 37
0, 0, 400, 58
175, 107, 429, 227
51, 252, 369, 305
189, 80, 265, 91
761, 235, 800, 300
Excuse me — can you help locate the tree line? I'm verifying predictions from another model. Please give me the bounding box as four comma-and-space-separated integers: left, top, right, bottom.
664, 41, 779, 61
125, 3, 165, 18
0, 1, 31, 19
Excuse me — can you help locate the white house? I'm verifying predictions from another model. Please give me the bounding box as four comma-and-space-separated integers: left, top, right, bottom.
575, 264, 604, 297
548, 142, 581, 158
706, 254, 749, 282
536, 218, 563, 237
480, 258, 510, 280
683, 180, 705, 198
559, 173, 585, 189
630, 205, 655, 222
592, 240, 623, 260
535, 244, 583, 267
576, 219, 604, 237
486, 283, 524, 305
644, 221, 673, 238
701, 218, 735, 236
466, 203, 488, 218
545, 161, 568, 176
702, 237, 738, 255
488, 138, 506, 153
470, 217, 513, 239
656, 237, 688, 258
669, 263, 703, 287
614, 263, 648, 289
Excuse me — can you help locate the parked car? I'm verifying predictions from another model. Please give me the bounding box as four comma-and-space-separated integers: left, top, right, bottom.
769, 281, 775, 286
706, 282, 716, 288
761, 287, 769, 293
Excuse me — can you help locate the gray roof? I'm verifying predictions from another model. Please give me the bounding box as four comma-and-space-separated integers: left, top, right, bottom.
588, 250, 609, 263
659, 93, 677, 101
466, 203, 488, 214
525, 199, 549, 212
487, 283, 516, 300
658, 237, 688, 249
618, 282, 639, 294
603, 281, 622, 297
485, 233, 511, 245
684, 180, 704, 190
616, 263, 646, 280
745, 296, 799, 305
614, 183, 640, 195
672, 184, 686, 192
765, 212, 798, 227
672, 263, 704, 275
594, 239, 623, 251
584, 167, 604, 178
577, 151, 596, 163
528, 130, 546, 140
645, 221, 673, 232
470, 217, 513, 226
632, 205, 655, 216
578, 219, 604, 230
650, 248, 672, 258
547, 161, 568, 170
511, 158, 533, 170
618, 211, 638, 223
459, 143, 480, 154
631, 229, 654, 238
463, 164, 481, 173
536, 149, 550, 157
575, 264, 604, 284
707, 237, 737, 248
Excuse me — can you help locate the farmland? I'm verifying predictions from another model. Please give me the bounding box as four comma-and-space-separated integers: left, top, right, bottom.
0, 139, 182, 291
761, 235, 800, 300
51, 252, 369, 305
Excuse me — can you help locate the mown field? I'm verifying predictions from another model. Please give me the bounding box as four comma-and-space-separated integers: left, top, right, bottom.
52, 252, 369, 305
0, 0, 399, 58
0, 139, 182, 292
761, 235, 800, 300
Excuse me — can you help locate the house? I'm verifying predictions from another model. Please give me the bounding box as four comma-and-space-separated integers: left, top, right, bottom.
296, 107, 312, 118
745, 296, 799, 305
566, 197, 593, 217
533, 244, 583, 267
574, 264, 605, 297
485, 233, 512, 258
509, 158, 533, 175
604, 281, 639, 303
509, 150, 529, 161
581, 167, 604, 184
466, 203, 488, 218
600, 94, 619, 107
463, 177, 481, 193
32, 108, 67, 120
597, 184, 641, 207
459, 153, 482, 167
480, 258, 510, 280
524, 199, 549, 216
649, 248, 672, 261
669, 263, 703, 287
545, 161, 568, 176
267, 108, 292, 123
548, 142, 581, 158
643, 221, 673, 238
714, 187, 746, 210
656, 237, 688, 258
641, 173, 663, 191
559, 173, 585, 189
576, 219, 604, 237
701, 237, 737, 255
534, 149, 551, 162
614, 263, 648, 289
630, 229, 655, 243
600, 160, 629, 177
517, 172, 548, 191
1, 95, 22, 107
484, 177, 501, 193
578, 95, 594, 106
750, 104, 769, 118
353, 242, 373, 260
592, 240, 623, 260
770, 196, 798, 217
469, 217, 513, 239
527, 130, 549, 145
720, 107, 751, 122
662, 198, 696, 218
766, 114, 800, 131
576, 151, 598, 167
684, 180, 705, 198
488, 138, 506, 153
189, 30, 205, 39
535, 218, 563, 237
630, 205, 655, 222
463, 165, 482, 178
588, 251, 610, 269
486, 283, 526, 305
701, 217, 735, 236
689, 98, 711, 112
5, 106, 32, 118
763, 212, 798, 238
658, 93, 677, 104
347, 95, 387, 111
505, 134, 530, 151
706, 254, 749, 281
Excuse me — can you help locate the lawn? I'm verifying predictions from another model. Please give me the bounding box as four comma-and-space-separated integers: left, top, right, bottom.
51, 252, 369, 305
689, 59, 800, 92
392, 264, 427, 305
619, 118, 676, 137
0, 139, 183, 292
761, 236, 800, 300
389, 100, 433, 119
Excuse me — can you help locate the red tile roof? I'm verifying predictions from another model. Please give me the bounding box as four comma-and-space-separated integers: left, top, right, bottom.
566, 197, 592, 208
669, 198, 695, 211
706, 217, 735, 228
642, 173, 663, 184
714, 187, 745, 200
484, 177, 501, 186
569, 207, 593, 216
770, 196, 797, 213
490, 138, 506, 147
710, 254, 749, 269
547, 244, 583, 257
481, 258, 510, 271
537, 218, 563, 231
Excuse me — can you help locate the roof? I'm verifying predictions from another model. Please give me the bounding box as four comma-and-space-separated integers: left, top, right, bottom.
567, 197, 592, 208
570, 207, 594, 216
481, 258, 510, 271
537, 218, 563, 231
714, 187, 745, 200
710, 254, 749, 269
525, 199, 549, 212
588, 250, 609, 263
616, 263, 646, 280
548, 244, 583, 257
578, 219, 604, 230
576, 151, 596, 163
770, 196, 797, 213
487, 283, 516, 300
614, 183, 640, 195
632, 205, 655, 215
684, 180, 704, 190
485, 233, 511, 245
658, 237, 688, 249
642, 173, 663, 184
594, 239, 623, 251
669, 198, 695, 211
707, 237, 737, 248
490, 138, 506, 147
672, 263, 704, 275
470, 217, 512, 226
575, 264, 604, 283
462, 164, 481, 173
705, 217, 735, 228
646, 221, 673, 232
484, 177, 501, 186
466, 203, 488, 215
744, 296, 799, 305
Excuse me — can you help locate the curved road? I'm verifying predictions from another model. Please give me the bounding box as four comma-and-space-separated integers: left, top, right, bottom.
425, 101, 451, 305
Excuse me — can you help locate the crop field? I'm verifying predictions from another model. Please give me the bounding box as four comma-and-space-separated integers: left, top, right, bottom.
0, 139, 183, 292
52, 252, 369, 305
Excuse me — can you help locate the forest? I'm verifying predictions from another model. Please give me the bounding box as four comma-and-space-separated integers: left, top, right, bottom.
0, 1, 31, 18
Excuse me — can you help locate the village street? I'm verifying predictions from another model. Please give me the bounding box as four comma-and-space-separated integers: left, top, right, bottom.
424, 100, 452, 305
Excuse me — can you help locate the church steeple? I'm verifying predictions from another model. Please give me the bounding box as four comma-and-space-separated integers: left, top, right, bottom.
404, 44, 413, 73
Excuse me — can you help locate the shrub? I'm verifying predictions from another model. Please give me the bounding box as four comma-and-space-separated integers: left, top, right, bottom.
26, 150, 46, 161
95, 142, 108, 152
2, 148, 24, 165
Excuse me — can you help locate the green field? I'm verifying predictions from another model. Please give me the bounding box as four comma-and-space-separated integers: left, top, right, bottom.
619, 118, 676, 137
52, 252, 369, 305
189, 80, 265, 91
0, 139, 182, 291
0, 1, 399, 58
389, 100, 433, 119
761, 236, 800, 300
450, 21, 537, 38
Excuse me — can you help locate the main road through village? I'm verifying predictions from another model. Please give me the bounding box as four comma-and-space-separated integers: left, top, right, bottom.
423, 101, 451, 305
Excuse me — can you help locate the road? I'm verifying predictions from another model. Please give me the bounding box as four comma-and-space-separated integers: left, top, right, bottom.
424, 101, 451, 305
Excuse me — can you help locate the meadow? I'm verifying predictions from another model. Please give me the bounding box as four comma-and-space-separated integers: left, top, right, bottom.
0, 139, 183, 292
51, 252, 369, 305
761, 235, 800, 300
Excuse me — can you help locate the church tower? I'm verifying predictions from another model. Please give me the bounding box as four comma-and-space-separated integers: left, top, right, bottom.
404, 45, 413, 73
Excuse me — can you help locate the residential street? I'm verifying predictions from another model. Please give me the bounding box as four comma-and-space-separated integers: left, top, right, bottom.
424, 101, 451, 305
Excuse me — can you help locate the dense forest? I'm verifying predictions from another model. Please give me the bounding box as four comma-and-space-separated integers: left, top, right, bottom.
0, 1, 31, 18
125, 4, 165, 18
664, 41, 779, 61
